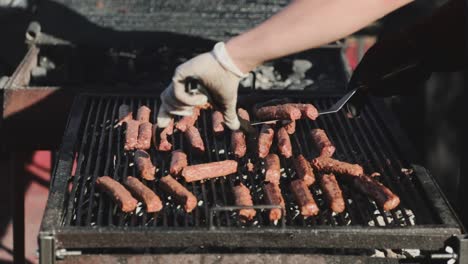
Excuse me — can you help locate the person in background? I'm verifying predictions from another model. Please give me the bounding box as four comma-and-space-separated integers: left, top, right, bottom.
157, 0, 465, 128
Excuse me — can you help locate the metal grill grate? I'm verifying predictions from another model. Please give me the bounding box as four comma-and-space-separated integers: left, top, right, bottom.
62, 94, 438, 229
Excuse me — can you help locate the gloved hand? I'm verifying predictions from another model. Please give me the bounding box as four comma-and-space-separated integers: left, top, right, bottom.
157, 42, 248, 130
346, 0, 466, 117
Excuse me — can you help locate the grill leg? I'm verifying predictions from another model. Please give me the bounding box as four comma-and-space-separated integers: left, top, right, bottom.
39, 234, 55, 264
11, 153, 25, 264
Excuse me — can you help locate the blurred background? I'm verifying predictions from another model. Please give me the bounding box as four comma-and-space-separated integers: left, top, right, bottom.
0, 0, 464, 263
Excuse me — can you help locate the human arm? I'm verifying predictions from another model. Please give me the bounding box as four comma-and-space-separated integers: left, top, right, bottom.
158, 0, 413, 129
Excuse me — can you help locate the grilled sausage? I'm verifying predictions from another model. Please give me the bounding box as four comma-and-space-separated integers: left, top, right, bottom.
232, 183, 256, 222
124, 120, 140, 151
231, 130, 247, 158
184, 126, 205, 152
155, 120, 174, 152
311, 129, 336, 157
285, 103, 318, 120
311, 156, 363, 177
181, 160, 238, 182
231, 108, 250, 158
212, 111, 225, 133
159, 175, 197, 213
283, 120, 296, 134
293, 155, 315, 186
265, 154, 281, 184
136, 122, 152, 150
277, 127, 292, 158
170, 149, 188, 176
353, 175, 400, 211
320, 173, 345, 213
117, 104, 133, 126
290, 179, 319, 216
136, 105, 151, 123
258, 124, 274, 158
123, 176, 162, 213
175, 107, 200, 132
134, 149, 156, 180
263, 182, 285, 221
96, 176, 137, 213
255, 104, 302, 121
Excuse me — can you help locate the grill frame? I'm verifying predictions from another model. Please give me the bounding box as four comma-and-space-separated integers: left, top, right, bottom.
40, 91, 463, 253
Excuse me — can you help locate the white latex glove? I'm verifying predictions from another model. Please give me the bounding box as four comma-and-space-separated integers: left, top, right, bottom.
157, 42, 248, 130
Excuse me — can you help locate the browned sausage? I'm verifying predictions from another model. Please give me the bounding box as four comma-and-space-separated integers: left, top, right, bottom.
231, 108, 250, 158
283, 120, 296, 134
277, 127, 292, 158
263, 182, 285, 221
124, 120, 140, 151
285, 103, 318, 120
265, 154, 281, 184
123, 176, 162, 213
184, 126, 205, 152
170, 149, 188, 176
136, 122, 152, 150
256, 104, 302, 121
134, 149, 156, 180
320, 173, 345, 213
258, 124, 274, 158
232, 183, 256, 222
137, 105, 151, 123
175, 107, 200, 132
181, 160, 238, 182
212, 110, 225, 133
311, 129, 335, 157
117, 104, 133, 126
311, 156, 363, 177
155, 120, 174, 152
353, 175, 400, 211
231, 130, 246, 158
159, 175, 197, 213
293, 155, 315, 186
290, 179, 319, 216
96, 176, 137, 213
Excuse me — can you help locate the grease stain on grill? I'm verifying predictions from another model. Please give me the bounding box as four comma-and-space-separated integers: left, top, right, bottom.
64, 95, 431, 230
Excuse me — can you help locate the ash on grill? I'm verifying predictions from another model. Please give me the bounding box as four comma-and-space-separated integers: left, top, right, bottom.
240, 59, 315, 90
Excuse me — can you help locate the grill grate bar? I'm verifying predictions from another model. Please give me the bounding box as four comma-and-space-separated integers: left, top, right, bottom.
305, 103, 372, 226
316, 100, 392, 226
75, 98, 105, 226
64, 95, 442, 231
363, 102, 436, 224
85, 99, 113, 226
64, 98, 95, 225
96, 98, 119, 226
330, 99, 405, 226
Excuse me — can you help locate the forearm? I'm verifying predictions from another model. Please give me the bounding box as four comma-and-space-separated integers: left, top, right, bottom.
226, 0, 413, 73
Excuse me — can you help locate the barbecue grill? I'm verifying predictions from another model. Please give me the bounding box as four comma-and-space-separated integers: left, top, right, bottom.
36, 89, 465, 263
1, 0, 465, 263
